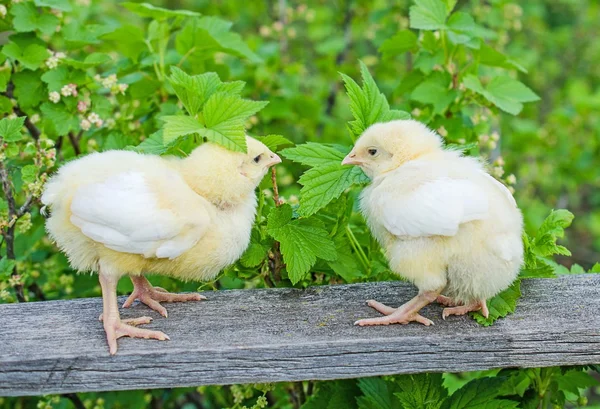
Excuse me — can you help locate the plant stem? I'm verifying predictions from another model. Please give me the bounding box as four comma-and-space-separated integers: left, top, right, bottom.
346, 225, 369, 272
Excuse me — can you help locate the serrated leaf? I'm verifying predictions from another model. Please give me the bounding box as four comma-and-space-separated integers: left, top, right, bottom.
259, 135, 293, 151
555, 370, 598, 397
122, 2, 200, 20
240, 230, 269, 268
217, 80, 246, 95
463, 75, 539, 115
176, 17, 262, 64
0, 117, 26, 142
472, 280, 521, 326
168, 67, 222, 116
161, 116, 204, 144
281, 142, 346, 167
2, 42, 50, 70
442, 377, 517, 409
267, 205, 337, 284
394, 373, 448, 409
298, 163, 369, 216
12, 71, 44, 108
411, 73, 456, 114
379, 31, 418, 59
63, 53, 112, 69
40, 103, 78, 136
62, 22, 114, 46
201, 93, 268, 152
341, 62, 410, 137
11, 2, 59, 35
129, 130, 170, 155
479, 43, 527, 73
0, 257, 17, 278
536, 209, 574, 239
356, 377, 399, 409
301, 380, 360, 409
409, 0, 449, 30
34, 0, 72, 11
21, 164, 37, 183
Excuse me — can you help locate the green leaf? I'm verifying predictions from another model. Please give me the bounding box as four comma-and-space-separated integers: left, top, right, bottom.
11, 2, 59, 35
21, 164, 37, 184
176, 17, 262, 64
122, 2, 200, 20
590, 263, 600, 273
536, 209, 574, 239
479, 43, 527, 73
356, 377, 399, 409
301, 380, 360, 409
472, 279, 521, 326
201, 92, 268, 152
217, 80, 246, 95
40, 103, 78, 136
411, 73, 456, 114
0, 117, 26, 142
129, 130, 171, 155
34, 0, 72, 11
2, 42, 50, 70
161, 116, 204, 144
394, 373, 448, 409
267, 205, 337, 284
0, 69, 10, 92
409, 0, 449, 30
168, 67, 221, 116
240, 230, 270, 268
463, 75, 539, 115
298, 163, 369, 216
63, 53, 112, 69
442, 377, 517, 409
62, 22, 114, 46
555, 370, 598, 397
12, 71, 44, 108
258, 135, 293, 151
0, 257, 17, 279
379, 31, 418, 59
341, 62, 410, 137
281, 142, 345, 167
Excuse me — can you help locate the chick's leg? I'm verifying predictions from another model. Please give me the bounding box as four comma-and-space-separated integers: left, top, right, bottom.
123, 275, 206, 318
354, 290, 440, 327
442, 299, 489, 320
99, 270, 169, 355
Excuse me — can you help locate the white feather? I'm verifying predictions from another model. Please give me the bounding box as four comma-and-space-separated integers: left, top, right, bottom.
376, 178, 489, 238
70, 171, 208, 259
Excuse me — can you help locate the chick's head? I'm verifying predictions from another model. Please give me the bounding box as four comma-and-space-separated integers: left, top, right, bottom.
342, 120, 442, 178
184, 136, 281, 204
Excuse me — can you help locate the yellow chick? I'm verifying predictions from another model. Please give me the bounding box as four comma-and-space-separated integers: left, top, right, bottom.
342, 120, 523, 326
42, 136, 281, 354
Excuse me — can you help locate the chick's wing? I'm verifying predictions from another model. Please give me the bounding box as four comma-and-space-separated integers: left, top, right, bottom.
70, 171, 209, 259
375, 177, 489, 237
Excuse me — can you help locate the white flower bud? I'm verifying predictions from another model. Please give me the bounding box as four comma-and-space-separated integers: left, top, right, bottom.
48, 91, 60, 103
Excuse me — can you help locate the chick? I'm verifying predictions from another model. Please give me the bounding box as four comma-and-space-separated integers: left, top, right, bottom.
42, 136, 281, 354
342, 120, 523, 326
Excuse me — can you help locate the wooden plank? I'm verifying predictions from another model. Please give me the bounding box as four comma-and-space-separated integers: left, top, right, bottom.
1, 274, 599, 397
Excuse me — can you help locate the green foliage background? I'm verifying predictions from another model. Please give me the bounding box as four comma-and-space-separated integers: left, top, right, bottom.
1, 0, 599, 408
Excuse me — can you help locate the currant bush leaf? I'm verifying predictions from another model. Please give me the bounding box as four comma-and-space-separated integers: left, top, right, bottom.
0, 117, 26, 142
471, 279, 521, 326
161, 116, 204, 144
266, 204, 337, 284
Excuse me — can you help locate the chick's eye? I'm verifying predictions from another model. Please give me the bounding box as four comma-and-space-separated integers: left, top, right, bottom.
253, 154, 261, 163
368, 148, 378, 156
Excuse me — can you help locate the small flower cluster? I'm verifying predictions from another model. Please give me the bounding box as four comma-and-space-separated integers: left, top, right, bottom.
478, 130, 500, 150
80, 112, 103, 131
0, 5, 7, 18
48, 91, 60, 103
60, 83, 78, 97
94, 74, 129, 95
45, 51, 66, 69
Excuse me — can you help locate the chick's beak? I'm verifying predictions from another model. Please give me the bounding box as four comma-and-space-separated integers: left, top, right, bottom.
267, 153, 282, 167
342, 152, 362, 166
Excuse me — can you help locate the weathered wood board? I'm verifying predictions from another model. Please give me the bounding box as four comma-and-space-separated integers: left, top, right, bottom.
1, 274, 599, 396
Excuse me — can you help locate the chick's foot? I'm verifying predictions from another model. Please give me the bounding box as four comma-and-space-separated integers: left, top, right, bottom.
103, 314, 170, 355
442, 299, 489, 320
354, 291, 439, 327
123, 275, 206, 318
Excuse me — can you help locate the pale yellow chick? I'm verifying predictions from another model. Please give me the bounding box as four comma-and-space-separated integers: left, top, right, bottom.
342, 120, 523, 326
42, 136, 280, 354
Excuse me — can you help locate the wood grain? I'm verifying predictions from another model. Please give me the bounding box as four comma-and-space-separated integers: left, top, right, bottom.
1, 274, 599, 396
